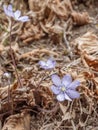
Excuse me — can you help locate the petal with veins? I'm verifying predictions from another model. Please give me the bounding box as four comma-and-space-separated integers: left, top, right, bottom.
8, 4, 13, 11
51, 85, 60, 94
51, 74, 61, 87
3, 5, 14, 17
64, 93, 72, 101
67, 80, 80, 90
56, 93, 65, 101
66, 90, 80, 99
14, 10, 21, 19
62, 74, 72, 87
18, 16, 29, 22
39, 61, 46, 67
47, 58, 56, 68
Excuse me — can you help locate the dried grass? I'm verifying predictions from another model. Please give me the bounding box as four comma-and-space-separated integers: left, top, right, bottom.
0, 0, 98, 130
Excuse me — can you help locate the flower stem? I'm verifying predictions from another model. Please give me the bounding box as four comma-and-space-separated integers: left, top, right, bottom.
9, 20, 22, 88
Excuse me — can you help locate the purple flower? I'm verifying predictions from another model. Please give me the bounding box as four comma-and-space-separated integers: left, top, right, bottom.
39, 58, 56, 70
3, 4, 29, 22
3, 4, 14, 17
51, 74, 80, 101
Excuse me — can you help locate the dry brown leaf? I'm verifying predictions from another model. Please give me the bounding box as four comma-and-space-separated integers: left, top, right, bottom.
2, 112, 31, 130
29, 0, 72, 18
20, 0, 73, 44
92, 77, 98, 95
71, 32, 98, 71
59, 103, 67, 115
48, 0, 72, 19
77, 70, 98, 99
28, 0, 46, 12
0, 81, 36, 113
71, 11, 90, 25
83, 53, 98, 71
0, 45, 4, 53
62, 112, 72, 121
19, 1, 91, 44
32, 86, 53, 108
19, 49, 58, 60
73, 32, 98, 54
19, 23, 44, 44
48, 24, 63, 34
0, 81, 18, 100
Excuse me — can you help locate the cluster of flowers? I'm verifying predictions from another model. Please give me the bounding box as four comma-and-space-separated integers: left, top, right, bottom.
3, 4, 29, 22
3, 4, 80, 102
39, 58, 80, 102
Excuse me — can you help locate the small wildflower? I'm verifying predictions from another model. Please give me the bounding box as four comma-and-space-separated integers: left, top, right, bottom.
3, 4, 14, 17
51, 74, 80, 101
3, 72, 11, 80
2, 72, 11, 84
39, 58, 56, 70
3, 4, 29, 22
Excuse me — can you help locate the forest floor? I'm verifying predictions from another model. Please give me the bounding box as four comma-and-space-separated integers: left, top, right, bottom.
0, 0, 98, 130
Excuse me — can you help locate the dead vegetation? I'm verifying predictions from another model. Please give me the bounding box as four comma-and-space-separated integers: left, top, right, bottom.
0, 0, 98, 130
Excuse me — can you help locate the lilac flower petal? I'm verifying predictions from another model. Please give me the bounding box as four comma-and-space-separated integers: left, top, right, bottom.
8, 4, 13, 11
56, 93, 65, 101
14, 10, 21, 19
62, 74, 72, 87
39, 61, 48, 69
39, 61, 46, 67
64, 93, 72, 101
3, 5, 14, 17
47, 58, 56, 68
47, 58, 53, 65
39, 58, 56, 70
66, 90, 80, 99
67, 80, 80, 90
51, 85, 60, 94
3, 5, 8, 15
51, 74, 61, 87
18, 16, 29, 22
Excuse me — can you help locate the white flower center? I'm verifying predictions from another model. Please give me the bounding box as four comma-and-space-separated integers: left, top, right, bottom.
61, 86, 66, 92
